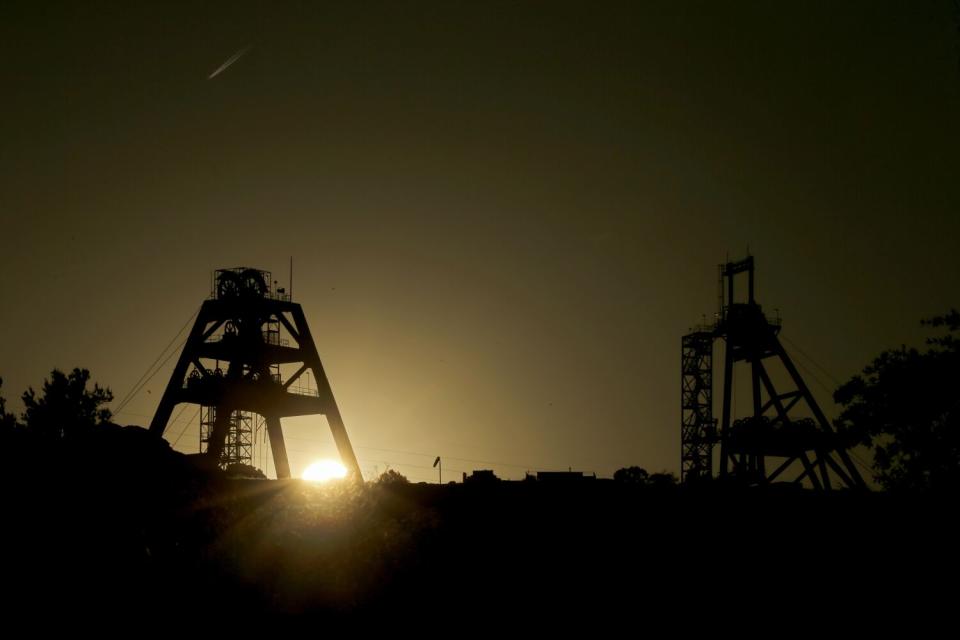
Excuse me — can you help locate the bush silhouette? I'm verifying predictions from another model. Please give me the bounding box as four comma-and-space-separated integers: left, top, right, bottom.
376, 468, 410, 484
613, 466, 678, 487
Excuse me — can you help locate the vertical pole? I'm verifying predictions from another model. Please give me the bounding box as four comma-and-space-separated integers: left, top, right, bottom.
751, 358, 763, 481
206, 405, 235, 464
717, 265, 724, 320
719, 265, 735, 477
266, 415, 291, 479
719, 340, 734, 477
727, 263, 735, 307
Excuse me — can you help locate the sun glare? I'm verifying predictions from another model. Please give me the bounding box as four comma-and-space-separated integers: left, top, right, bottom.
302, 459, 348, 483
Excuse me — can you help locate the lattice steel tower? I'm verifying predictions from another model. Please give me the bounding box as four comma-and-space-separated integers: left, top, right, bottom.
681, 330, 716, 483
681, 257, 864, 489
149, 267, 362, 481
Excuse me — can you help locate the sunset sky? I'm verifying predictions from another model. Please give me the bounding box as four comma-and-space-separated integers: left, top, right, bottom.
1, 1, 958, 481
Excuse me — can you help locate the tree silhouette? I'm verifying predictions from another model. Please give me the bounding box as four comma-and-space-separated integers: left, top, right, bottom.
614, 466, 649, 484
376, 468, 409, 485
647, 471, 679, 488
21, 368, 113, 441
834, 310, 960, 491
613, 466, 679, 487
0, 378, 18, 433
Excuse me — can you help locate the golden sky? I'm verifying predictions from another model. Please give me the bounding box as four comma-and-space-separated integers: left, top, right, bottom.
1, 1, 958, 480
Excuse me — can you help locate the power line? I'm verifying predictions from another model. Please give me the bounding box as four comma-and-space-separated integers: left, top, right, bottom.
780, 333, 843, 387
281, 438, 547, 473
114, 409, 195, 426
114, 338, 189, 417
779, 342, 876, 482
357, 445, 537, 471
357, 458, 468, 475
847, 448, 874, 476
171, 405, 201, 448
787, 350, 836, 400
112, 306, 198, 412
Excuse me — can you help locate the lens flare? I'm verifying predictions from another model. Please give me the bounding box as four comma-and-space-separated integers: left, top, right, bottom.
302, 459, 348, 482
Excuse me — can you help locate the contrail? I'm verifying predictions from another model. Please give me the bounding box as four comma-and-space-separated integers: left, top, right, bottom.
208, 45, 252, 80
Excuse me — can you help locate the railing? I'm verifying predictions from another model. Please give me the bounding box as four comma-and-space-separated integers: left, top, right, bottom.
185, 376, 320, 398
261, 332, 290, 347
285, 384, 320, 397
205, 332, 290, 347
718, 303, 782, 329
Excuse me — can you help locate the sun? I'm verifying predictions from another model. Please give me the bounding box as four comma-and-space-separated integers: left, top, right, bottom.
302, 459, 348, 483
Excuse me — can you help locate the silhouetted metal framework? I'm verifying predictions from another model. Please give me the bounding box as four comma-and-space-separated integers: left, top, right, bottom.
682, 257, 865, 490
199, 407, 263, 467
681, 330, 716, 483
149, 267, 362, 481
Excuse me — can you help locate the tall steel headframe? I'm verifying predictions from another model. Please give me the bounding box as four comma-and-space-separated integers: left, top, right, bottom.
681, 256, 865, 490
149, 267, 363, 481
681, 330, 717, 483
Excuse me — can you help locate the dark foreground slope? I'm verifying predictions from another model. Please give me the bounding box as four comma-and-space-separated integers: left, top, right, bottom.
2, 428, 956, 627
